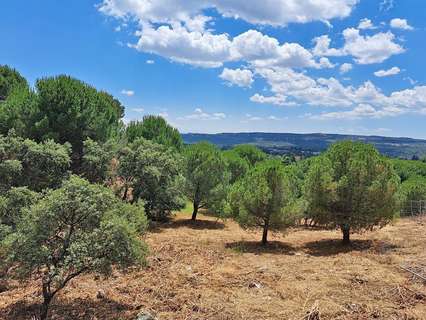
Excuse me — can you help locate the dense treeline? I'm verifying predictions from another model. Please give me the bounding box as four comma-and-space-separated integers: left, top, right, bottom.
0, 65, 421, 319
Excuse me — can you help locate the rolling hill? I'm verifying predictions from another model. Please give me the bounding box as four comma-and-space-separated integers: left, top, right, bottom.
182, 132, 426, 159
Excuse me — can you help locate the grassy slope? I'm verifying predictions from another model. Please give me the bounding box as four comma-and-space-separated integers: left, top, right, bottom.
1, 213, 426, 319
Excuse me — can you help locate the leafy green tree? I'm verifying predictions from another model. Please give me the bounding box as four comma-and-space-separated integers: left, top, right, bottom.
0, 187, 39, 232
0, 86, 38, 137
228, 159, 300, 244
304, 141, 400, 244
223, 150, 249, 184
118, 138, 185, 220
125, 115, 183, 150
33, 75, 124, 168
4, 176, 147, 320
398, 176, 426, 214
232, 144, 267, 166
184, 142, 229, 220
0, 65, 28, 101
0, 133, 71, 193
391, 158, 426, 182
81, 138, 118, 184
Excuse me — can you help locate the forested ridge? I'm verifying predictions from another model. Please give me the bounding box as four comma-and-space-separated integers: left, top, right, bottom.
1, 65, 426, 319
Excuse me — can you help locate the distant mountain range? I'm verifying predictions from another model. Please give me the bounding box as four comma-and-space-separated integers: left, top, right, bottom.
182, 132, 426, 159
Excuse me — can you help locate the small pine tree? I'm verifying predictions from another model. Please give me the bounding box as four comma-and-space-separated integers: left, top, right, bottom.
228, 159, 301, 244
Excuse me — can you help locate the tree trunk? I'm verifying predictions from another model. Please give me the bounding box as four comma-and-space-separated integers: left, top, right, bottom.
261, 218, 270, 245
39, 297, 51, 320
191, 201, 199, 221
341, 224, 350, 245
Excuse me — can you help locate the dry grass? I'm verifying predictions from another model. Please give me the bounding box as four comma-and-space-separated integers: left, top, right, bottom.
1, 213, 426, 320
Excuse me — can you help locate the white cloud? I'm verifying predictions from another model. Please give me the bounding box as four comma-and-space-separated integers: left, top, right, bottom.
132, 24, 233, 68
339, 63, 352, 74
250, 93, 294, 106
146, 59, 155, 64
313, 29, 404, 65
342, 28, 404, 64
312, 35, 344, 57
374, 66, 400, 77
358, 18, 376, 30
121, 89, 135, 96
100, 1, 356, 69
220, 68, 253, 87
390, 18, 414, 31
178, 108, 226, 120
250, 64, 426, 120
98, 0, 359, 27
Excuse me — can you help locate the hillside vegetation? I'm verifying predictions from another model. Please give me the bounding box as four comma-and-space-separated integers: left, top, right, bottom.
1, 65, 426, 320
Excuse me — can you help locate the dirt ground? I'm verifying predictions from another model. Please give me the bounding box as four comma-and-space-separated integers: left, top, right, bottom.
1, 213, 425, 320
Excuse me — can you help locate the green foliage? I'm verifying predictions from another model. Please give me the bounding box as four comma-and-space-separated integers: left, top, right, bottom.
0, 133, 71, 193
223, 150, 249, 184
5, 176, 147, 319
231, 144, 267, 166
0, 187, 39, 232
0, 65, 28, 101
125, 116, 183, 150
118, 138, 185, 220
184, 142, 229, 220
398, 176, 426, 212
390, 158, 426, 182
304, 141, 400, 243
0, 86, 38, 137
228, 159, 301, 244
81, 138, 118, 183
33, 75, 124, 166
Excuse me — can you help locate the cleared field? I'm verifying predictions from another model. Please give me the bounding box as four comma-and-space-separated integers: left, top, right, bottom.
1, 213, 425, 320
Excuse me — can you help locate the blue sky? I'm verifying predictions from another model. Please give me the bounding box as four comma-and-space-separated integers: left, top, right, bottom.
1, 0, 426, 138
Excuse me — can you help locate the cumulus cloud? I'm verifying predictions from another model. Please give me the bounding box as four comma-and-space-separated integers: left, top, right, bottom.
340, 63, 353, 74
98, 0, 359, 27
146, 59, 155, 64
121, 89, 135, 96
249, 65, 426, 120
374, 66, 400, 77
312, 35, 344, 57
341, 28, 404, 64
358, 18, 376, 30
178, 108, 226, 120
250, 93, 293, 106
99, 1, 357, 69
220, 68, 253, 87
390, 18, 414, 31
313, 29, 404, 65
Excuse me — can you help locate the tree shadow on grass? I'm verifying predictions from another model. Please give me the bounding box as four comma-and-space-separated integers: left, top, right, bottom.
149, 218, 225, 233
303, 239, 398, 257
1, 297, 136, 320
225, 240, 296, 255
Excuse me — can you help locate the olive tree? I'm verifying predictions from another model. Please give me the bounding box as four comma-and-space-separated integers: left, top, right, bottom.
118, 138, 185, 220
228, 159, 300, 244
304, 141, 400, 244
0, 133, 71, 193
184, 142, 229, 220
81, 138, 118, 184
5, 176, 147, 320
